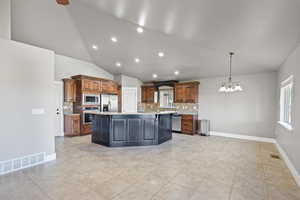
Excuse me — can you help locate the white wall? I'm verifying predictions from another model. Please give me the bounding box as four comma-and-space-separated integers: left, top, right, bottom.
0, 0, 11, 39
276, 44, 300, 173
55, 54, 114, 81
0, 38, 55, 161
198, 72, 277, 138
115, 75, 143, 102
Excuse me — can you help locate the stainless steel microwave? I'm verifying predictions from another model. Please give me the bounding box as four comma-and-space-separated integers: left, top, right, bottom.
82, 94, 100, 105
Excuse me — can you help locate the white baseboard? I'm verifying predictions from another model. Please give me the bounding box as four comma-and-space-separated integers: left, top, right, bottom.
210, 131, 300, 187
45, 153, 56, 162
210, 131, 276, 143
275, 142, 300, 187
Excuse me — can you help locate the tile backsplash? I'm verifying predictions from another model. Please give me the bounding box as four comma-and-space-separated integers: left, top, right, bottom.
138, 103, 199, 114
64, 101, 198, 114
63, 102, 73, 114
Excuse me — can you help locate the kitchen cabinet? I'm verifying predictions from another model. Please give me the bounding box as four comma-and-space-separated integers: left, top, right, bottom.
82, 79, 100, 93
64, 114, 80, 136
82, 124, 92, 135
181, 114, 198, 135
174, 84, 185, 103
174, 82, 199, 103
118, 85, 122, 112
69, 75, 121, 136
101, 80, 119, 94
141, 86, 156, 103
63, 79, 76, 102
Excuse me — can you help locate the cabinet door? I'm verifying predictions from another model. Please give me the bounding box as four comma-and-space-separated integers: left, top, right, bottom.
101, 80, 118, 94
147, 87, 155, 103
91, 80, 100, 92
181, 118, 193, 134
63, 79, 76, 102
128, 119, 142, 142
174, 84, 185, 103
101, 80, 110, 93
141, 87, 148, 103
181, 115, 196, 135
82, 79, 92, 91
72, 118, 81, 135
110, 81, 119, 94
185, 84, 196, 103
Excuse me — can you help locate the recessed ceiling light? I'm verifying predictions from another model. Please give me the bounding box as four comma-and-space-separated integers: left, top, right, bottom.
115, 62, 122, 67
134, 58, 140, 63
137, 27, 144, 33
111, 37, 118, 43
174, 70, 180, 75
152, 74, 158, 78
158, 52, 164, 57
92, 45, 98, 50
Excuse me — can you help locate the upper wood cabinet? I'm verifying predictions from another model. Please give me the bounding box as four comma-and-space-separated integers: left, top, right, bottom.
71, 75, 119, 95
63, 79, 76, 102
101, 80, 119, 94
141, 86, 156, 103
174, 82, 199, 103
81, 79, 100, 93
174, 84, 185, 103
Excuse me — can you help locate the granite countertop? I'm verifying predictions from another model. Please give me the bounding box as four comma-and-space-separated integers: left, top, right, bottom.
85, 111, 176, 115
64, 113, 80, 116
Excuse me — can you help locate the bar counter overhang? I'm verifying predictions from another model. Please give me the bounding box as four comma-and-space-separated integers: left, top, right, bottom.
88, 112, 174, 147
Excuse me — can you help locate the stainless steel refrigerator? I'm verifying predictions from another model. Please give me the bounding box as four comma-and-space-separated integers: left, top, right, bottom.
100, 94, 118, 112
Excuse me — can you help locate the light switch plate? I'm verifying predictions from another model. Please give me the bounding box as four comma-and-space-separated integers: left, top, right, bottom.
32, 108, 45, 115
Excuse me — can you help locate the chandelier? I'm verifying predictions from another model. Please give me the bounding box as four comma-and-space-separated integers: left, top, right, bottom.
219, 52, 243, 93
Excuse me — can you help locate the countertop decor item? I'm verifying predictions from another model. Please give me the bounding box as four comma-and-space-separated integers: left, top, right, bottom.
219, 52, 243, 93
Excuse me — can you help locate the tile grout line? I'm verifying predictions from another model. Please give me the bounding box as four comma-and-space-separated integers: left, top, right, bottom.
25, 172, 56, 200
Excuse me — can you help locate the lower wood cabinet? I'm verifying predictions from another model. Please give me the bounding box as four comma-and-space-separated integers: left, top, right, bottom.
181, 114, 198, 135
64, 114, 80, 136
81, 124, 92, 135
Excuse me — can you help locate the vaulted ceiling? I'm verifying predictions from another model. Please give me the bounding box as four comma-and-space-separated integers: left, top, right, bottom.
11, 0, 300, 81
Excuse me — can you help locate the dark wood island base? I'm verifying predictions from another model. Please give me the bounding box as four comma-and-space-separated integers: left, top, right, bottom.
90, 112, 173, 147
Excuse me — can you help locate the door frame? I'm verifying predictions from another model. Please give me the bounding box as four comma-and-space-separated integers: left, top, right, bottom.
122, 87, 138, 113
53, 81, 64, 137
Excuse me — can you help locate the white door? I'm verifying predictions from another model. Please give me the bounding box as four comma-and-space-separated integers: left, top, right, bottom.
122, 87, 138, 113
53, 81, 64, 137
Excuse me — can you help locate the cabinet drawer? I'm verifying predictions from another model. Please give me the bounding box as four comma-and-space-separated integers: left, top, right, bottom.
182, 121, 193, 128
182, 121, 193, 127
182, 126, 193, 132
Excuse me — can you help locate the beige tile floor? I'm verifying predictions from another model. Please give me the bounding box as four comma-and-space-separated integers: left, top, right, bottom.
1, 133, 300, 200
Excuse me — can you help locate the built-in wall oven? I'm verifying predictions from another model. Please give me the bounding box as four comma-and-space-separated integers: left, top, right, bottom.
82, 94, 100, 105
83, 106, 100, 124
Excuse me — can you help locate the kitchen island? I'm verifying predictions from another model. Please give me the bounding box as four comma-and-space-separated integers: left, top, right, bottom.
88, 112, 173, 147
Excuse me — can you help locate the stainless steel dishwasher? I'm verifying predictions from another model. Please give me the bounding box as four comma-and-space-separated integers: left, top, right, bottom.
172, 114, 181, 132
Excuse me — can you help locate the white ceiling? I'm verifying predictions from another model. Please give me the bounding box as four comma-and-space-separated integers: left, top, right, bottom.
11, 0, 300, 81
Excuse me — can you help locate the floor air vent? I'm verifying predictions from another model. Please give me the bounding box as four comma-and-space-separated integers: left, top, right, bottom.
270, 154, 281, 160
0, 152, 46, 175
